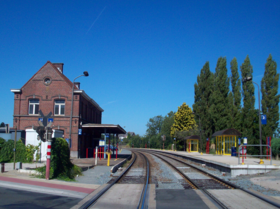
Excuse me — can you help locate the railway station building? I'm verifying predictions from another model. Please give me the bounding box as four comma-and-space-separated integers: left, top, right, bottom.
11, 61, 126, 159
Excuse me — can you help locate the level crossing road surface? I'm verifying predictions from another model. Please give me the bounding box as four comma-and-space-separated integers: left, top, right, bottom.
89, 184, 143, 209
0, 186, 81, 209
0, 175, 97, 209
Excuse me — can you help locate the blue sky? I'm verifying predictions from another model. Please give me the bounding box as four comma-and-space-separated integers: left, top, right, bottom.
0, 0, 279, 136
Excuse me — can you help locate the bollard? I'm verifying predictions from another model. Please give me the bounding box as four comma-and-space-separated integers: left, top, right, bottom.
107, 152, 111, 166
95, 146, 98, 165
0, 163, 4, 173
242, 146, 245, 165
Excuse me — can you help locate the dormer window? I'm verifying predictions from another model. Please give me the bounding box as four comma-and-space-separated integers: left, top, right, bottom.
54, 100, 65, 115
29, 99, 39, 115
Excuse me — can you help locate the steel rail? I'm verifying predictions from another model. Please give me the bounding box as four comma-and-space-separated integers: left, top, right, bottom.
135, 151, 150, 209
148, 150, 280, 208
155, 152, 235, 189
80, 152, 137, 209
152, 153, 197, 189
151, 152, 229, 209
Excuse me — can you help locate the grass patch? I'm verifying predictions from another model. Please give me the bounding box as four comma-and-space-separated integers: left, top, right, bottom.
34, 164, 83, 181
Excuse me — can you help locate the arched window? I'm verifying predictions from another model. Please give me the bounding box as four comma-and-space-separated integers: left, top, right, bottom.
29, 99, 39, 115
54, 100, 65, 115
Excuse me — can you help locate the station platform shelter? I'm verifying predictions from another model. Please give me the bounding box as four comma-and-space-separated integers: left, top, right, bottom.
185, 135, 200, 152
79, 124, 126, 158
212, 129, 241, 155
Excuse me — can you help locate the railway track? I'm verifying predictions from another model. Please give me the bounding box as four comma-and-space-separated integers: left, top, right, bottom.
79, 149, 280, 209
147, 151, 232, 209
139, 149, 280, 209
80, 151, 150, 209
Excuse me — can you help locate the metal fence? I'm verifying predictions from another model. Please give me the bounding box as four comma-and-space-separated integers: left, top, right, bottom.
238, 144, 272, 165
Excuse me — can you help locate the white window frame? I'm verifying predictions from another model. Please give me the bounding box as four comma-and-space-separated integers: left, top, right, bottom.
29, 99, 39, 115
54, 100, 65, 115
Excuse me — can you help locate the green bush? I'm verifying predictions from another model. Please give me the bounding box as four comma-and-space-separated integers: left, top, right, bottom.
0, 139, 38, 163
0, 138, 5, 151
25, 144, 40, 163
0, 140, 14, 162
271, 138, 280, 158
0, 139, 27, 162
35, 137, 82, 180
15, 140, 26, 162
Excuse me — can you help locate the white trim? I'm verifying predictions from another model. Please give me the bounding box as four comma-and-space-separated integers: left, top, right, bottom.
54, 100, 65, 115
74, 90, 104, 112
11, 89, 21, 93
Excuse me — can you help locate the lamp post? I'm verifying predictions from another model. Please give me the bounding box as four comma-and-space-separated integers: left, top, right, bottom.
69, 71, 89, 156
242, 77, 263, 164
192, 112, 202, 154
161, 135, 166, 150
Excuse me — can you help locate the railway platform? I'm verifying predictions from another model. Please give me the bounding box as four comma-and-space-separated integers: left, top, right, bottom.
155, 149, 280, 177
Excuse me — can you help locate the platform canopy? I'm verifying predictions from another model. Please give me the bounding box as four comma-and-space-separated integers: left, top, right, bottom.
184, 135, 200, 140
82, 123, 126, 134
212, 128, 241, 137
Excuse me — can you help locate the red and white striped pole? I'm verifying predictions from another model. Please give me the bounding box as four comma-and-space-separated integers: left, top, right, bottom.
46, 141, 51, 180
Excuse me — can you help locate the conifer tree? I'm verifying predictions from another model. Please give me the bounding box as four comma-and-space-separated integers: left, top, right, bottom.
240, 55, 258, 149
228, 92, 234, 128
261, 54, 279, 138
193, 62, 214, 144
209, 57, 230, 131
229, 58, 242, 131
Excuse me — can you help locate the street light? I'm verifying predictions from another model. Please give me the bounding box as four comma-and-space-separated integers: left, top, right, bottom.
242, 77, 263, 164
161, 135, 166, 150
192, 112, 202, 154
69, 71, 89, 156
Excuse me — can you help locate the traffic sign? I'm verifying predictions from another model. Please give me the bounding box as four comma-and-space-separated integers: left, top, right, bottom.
78, 129, 82, 135
38, 118, 43, 122
48, 118, 53, 123
99, 140, 105, 146
261, 115, 267, 125
243, 137, 247, 145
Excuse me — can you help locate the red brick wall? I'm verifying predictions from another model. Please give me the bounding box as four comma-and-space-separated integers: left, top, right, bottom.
12, 62, 102, 157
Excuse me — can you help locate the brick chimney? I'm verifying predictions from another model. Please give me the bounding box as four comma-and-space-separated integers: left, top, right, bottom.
53, 63, 64, 73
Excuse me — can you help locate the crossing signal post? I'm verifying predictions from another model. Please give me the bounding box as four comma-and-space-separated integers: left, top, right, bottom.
45, 127, 53, 180
34, 114, 53, 180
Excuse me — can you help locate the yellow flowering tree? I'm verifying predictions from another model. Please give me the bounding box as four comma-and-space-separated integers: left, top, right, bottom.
170, 102, 197, 138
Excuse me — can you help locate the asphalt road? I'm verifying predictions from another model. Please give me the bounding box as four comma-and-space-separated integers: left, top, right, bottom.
0, 186, 81, 209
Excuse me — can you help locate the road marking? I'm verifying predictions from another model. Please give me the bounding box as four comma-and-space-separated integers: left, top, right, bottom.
114, 159, 118, 161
